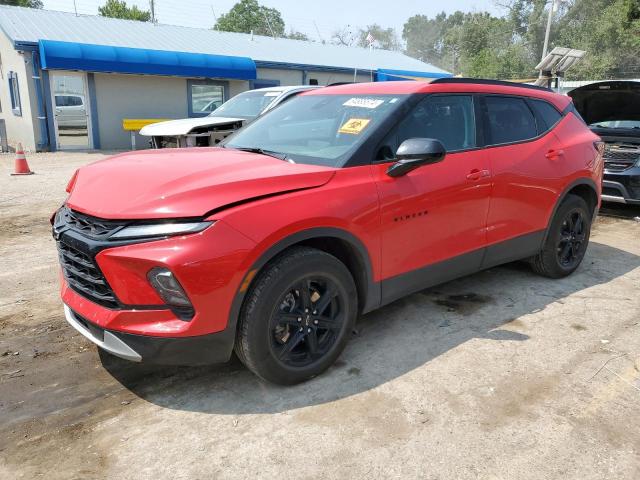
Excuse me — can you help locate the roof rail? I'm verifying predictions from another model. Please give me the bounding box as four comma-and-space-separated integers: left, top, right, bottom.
430, 77, 552, 92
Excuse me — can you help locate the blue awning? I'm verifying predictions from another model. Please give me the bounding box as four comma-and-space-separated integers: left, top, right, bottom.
376, 68, 452, 82
38, 40, 257, 80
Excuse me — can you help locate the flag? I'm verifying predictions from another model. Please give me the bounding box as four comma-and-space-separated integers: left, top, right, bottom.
366, 32, 375, 46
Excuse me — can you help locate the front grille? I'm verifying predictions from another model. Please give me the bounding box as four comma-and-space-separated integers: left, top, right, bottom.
58, 207, 124, 239
57, 239, 119, 308
54, 207, 127, 309
603, 143, 640, 172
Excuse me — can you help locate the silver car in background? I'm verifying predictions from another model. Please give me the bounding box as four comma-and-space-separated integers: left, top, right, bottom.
140, 85, 319, 148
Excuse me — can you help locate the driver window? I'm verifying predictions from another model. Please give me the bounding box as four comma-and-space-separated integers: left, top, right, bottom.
377, 95, 476, 161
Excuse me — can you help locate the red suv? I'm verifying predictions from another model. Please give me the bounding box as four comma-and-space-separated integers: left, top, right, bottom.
54, 79, 603, 384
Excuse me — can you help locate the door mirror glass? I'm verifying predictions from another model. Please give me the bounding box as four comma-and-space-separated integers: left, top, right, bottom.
386, 138, 446, 177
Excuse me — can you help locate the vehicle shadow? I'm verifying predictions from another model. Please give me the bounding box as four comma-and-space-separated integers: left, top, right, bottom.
101, 241, 640, 414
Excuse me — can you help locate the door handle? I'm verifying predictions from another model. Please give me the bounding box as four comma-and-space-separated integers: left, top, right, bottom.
466, 169, 490, 181
545, 149, 565, 159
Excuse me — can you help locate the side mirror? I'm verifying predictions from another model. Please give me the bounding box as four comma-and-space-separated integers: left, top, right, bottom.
386, 138, 447, 177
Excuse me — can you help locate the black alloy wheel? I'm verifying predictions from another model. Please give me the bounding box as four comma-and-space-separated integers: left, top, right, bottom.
235, 247, 358, 385
556, 209, 587, 268
270, 277, 344, 368
530, 193, 592, 279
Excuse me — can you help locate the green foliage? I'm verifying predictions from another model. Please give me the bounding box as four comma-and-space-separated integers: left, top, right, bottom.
98, 0, 151, 22
0, 0, 43, 8
403, 0, 640, 80
556, 0, 640, 78
215, 0, 285, 37
285, 30, 310, 41
357, 24, 401, 50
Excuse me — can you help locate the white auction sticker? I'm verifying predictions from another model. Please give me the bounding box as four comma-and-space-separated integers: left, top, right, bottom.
343, 98, 385, 109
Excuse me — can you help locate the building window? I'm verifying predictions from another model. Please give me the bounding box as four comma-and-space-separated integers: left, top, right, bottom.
8, 71, 21, 116
188, 80, 228, 117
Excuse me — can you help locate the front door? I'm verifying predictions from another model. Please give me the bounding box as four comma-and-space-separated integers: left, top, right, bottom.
50, 72, 92, 150
373, 94, 492, 303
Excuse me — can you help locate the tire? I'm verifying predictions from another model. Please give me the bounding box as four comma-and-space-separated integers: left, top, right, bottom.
234, 246, 358, 385
530, 194, 592, 278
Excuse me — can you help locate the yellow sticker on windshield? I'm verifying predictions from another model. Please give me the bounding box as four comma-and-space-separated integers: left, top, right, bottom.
338, 118, 371, 135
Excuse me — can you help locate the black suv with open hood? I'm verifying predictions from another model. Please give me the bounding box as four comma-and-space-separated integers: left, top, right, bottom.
569, 81, 640, 205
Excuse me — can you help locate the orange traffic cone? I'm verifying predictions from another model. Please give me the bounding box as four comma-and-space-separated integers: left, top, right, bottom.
11, 143, 33, 176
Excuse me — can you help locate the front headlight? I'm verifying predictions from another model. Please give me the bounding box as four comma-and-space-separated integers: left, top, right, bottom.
111, 221, 213, 240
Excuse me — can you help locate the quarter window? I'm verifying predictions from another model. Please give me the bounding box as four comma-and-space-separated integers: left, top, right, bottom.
529, 99, 562, 134
485, 96, 537, 145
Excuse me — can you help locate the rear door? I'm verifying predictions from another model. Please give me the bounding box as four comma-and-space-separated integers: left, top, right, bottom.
372, 94, 492, 302
481, 95, 565, 265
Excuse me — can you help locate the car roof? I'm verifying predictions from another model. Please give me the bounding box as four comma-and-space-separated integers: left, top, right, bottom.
303, 79, 571, 111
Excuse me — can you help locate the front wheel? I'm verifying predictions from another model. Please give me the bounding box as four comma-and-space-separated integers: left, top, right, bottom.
530, 194, 592, 278
235, 247, 358, 385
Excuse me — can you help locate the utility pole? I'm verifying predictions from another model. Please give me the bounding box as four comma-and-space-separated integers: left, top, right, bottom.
149, 0, 156, 24
541, 0, 557, 60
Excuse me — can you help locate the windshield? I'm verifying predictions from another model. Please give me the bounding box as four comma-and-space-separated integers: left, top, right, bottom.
223, 94, 407, 167
210, 90, 281, 119
590, 120, 640, 129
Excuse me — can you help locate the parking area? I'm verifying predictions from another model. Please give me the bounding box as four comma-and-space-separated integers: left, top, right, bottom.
1, 152, 640, 479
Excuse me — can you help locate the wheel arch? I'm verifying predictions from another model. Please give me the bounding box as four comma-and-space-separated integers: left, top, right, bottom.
226, 227, 380, 339
543, 177, 599, 244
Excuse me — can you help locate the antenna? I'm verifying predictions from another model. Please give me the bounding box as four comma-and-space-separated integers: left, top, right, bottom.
313, 21, 324, 43
211, 5, 218, 28
262, 11, 277, 39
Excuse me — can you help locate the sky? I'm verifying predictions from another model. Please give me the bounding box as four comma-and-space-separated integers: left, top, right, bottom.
41, 0, 503, 41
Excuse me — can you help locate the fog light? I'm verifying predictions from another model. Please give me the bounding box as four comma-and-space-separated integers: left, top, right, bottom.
147, 268, 192, 307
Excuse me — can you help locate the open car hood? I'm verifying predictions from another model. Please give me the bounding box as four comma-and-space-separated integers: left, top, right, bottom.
139, 116, 245, 136
66, 148, 336, 219
568, 81, 640, 126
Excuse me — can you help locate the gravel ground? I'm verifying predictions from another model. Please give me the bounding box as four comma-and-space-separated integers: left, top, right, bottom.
1, 152, 640, 479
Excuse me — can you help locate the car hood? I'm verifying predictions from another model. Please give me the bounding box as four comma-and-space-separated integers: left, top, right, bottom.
139, 116, 245, 136
66, 148, 336, 219
568, 81, 640, 126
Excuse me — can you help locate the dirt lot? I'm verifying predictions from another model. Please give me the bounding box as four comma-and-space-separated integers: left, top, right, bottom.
1, 152, 640, 479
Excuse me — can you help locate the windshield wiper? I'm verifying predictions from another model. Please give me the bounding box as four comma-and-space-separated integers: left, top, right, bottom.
231, 146, 289, 161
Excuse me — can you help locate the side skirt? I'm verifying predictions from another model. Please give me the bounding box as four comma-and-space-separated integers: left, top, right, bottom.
379, 230, 545, 307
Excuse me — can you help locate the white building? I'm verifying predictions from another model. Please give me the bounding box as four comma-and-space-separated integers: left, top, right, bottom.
0, 5, 450, 151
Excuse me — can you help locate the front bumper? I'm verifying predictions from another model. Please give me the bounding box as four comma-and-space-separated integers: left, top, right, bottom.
64, 304, 236, 365
602, 168, 640, 205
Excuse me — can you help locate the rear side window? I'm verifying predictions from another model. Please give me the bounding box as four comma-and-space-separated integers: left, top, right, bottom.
529, 99, 562, 134
485, 96, 537, 145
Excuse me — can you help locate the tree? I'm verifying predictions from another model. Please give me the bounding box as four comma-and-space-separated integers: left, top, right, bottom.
98, 0, 151, 22
357, 24, 401, 50
285, 30, 310, 41
555, 0, 640, 78
0, 0, 43, 7
331, 26, 357, 46
215, 0, 285, 37
403, 10, 531, 78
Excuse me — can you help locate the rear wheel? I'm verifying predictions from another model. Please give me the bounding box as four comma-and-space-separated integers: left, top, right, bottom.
531, 194, 592, 278
235, 247, 357, 385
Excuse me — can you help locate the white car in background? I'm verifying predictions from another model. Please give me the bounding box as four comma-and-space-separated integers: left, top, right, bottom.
140, 85, 319, 148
